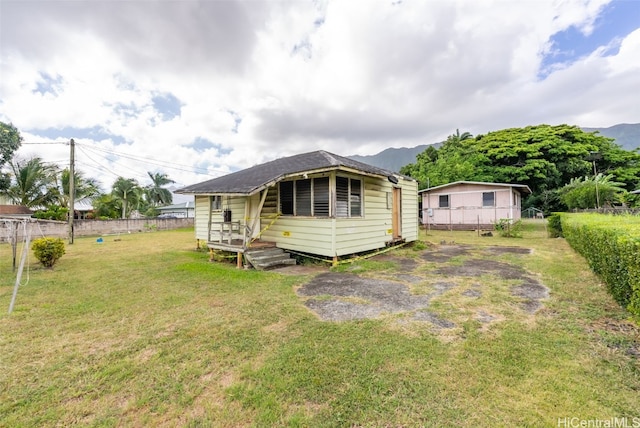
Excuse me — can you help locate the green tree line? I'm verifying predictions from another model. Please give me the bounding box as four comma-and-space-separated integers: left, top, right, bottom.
400, 124, 640, 212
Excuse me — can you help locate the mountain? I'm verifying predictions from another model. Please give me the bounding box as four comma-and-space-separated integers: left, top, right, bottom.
348, 144, 434, 173
349, 123, 640, 173
581, 123, 640, 151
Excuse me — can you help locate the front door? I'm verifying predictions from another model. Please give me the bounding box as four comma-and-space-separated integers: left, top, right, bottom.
392, 187, 401, 240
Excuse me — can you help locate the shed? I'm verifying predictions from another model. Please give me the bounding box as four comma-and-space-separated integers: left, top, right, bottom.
419, 181, 531, 230
176, 150, 418, 266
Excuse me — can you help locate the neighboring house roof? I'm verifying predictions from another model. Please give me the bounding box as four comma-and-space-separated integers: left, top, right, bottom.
0, 205, 33, 216
157, 202, 195, 211
74, 198, 94, 211
418, 181, 532, 195
176, 150, 403, 196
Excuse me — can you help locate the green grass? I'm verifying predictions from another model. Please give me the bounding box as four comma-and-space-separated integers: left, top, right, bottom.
1, 223, 639, 427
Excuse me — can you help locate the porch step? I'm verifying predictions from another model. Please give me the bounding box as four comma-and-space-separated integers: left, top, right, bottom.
245, 247, 296, 270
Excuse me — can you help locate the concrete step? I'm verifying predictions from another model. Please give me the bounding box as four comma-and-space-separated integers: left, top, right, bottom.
245, 247, 296, 270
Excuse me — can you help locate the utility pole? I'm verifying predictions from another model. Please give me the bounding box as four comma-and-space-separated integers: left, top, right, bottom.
68, 138, 75, 244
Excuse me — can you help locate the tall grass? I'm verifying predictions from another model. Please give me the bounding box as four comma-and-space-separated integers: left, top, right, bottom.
1, 224, 639, 426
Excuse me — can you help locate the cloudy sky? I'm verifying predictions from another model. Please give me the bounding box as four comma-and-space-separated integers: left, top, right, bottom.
1, 0, 639, 192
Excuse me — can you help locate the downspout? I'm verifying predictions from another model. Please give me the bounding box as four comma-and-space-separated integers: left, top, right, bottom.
509, 189, 514, 220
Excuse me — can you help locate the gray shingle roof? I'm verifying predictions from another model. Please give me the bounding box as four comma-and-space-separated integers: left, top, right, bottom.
176, 150, 397, 195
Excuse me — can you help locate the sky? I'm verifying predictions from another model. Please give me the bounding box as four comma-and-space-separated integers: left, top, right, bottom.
1, 0, 639, 194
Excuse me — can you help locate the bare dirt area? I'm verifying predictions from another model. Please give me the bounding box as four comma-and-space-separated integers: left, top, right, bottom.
295, 243, 549, 333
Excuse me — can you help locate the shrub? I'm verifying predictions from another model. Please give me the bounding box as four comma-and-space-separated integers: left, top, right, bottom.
32, 238, 66, 268
547, 213, 563, 238
33, 205, 69, 221
494, 219, 522, 238
561, 213, 640, 318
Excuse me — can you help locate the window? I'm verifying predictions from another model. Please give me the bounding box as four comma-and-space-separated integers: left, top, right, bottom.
482, 192, 495, 207
296, 179, 312, 216
211, 195, 222, 211
336, 176, 363, 218
313, 177, 330, 216
280, 181, 294, 215
350, 179, 361, 216
279, 177, 331, 217
438, 195, 449, 208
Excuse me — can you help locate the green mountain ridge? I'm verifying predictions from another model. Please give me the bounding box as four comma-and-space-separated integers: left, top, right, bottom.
349, 123, 640, 173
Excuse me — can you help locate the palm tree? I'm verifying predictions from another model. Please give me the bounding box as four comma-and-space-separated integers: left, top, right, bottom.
5, 157, 58, 208
111, 177, 141, 218
145, 171, 174, 206
54, 168, 102, 208
448, 129, 473, 144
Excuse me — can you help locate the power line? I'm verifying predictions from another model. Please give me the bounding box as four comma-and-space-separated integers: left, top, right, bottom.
78, 143, 223, 177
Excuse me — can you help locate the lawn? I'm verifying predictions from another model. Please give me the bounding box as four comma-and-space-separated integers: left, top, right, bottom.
1, 223, 639, 427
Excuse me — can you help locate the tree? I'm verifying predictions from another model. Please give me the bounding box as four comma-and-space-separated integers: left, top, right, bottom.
111, 177, 141, 218
559, 173, 626, 210
400, 129, 489, 188
92, 194, 121, 219
145, 171, 174, 206
5, 157, 58, 208
53, 168, 102, 208
0, 122, 23, 193
401, 124, 640, 212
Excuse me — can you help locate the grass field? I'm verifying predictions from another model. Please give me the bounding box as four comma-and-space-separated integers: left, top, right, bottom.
1, 222, 639, 427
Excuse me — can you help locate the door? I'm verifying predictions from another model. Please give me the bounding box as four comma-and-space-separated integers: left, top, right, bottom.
392, 187, 402, 240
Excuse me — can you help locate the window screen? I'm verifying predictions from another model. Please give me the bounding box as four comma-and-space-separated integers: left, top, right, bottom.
211, 195, 222, 211
336, 176, 349, 218
439, 195, 449, 208
482, 192, 495, 207
350, 179, 361, 217
296, 179, 312, 216
280, 181, 294, 215
313, 177, 330, 216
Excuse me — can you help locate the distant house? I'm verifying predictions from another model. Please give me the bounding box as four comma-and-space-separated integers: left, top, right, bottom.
156, 201, 195, 218
177, 150, 418, 266
419, 181, 531, 230
0, 205, 33, 219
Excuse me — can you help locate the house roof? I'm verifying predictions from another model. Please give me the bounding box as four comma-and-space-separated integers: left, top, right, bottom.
176, 150, 401, 195
157, 201, 195, 211
0, 205, 33, 216
418, 181, 532, 194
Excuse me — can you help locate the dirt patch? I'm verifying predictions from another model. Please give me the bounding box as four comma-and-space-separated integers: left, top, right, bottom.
462, 289, 482, 298
484, 246, 532, 255
298, 273, 431, 322
435, 259, 527, 280
422, 245, 471, 262
373, 255, 419, 271
296, 243, 550, 329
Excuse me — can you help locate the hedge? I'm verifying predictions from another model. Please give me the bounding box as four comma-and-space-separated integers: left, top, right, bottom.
560, 213, 640, 317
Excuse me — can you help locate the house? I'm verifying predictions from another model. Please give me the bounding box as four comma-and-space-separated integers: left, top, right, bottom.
176, 150, 418, 267
156, 201, 195, 218
0, 204, 33, 219
419, 181, 531, 230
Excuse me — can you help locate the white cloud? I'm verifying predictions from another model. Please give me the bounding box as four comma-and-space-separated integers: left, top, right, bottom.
1, 0, 638, 191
